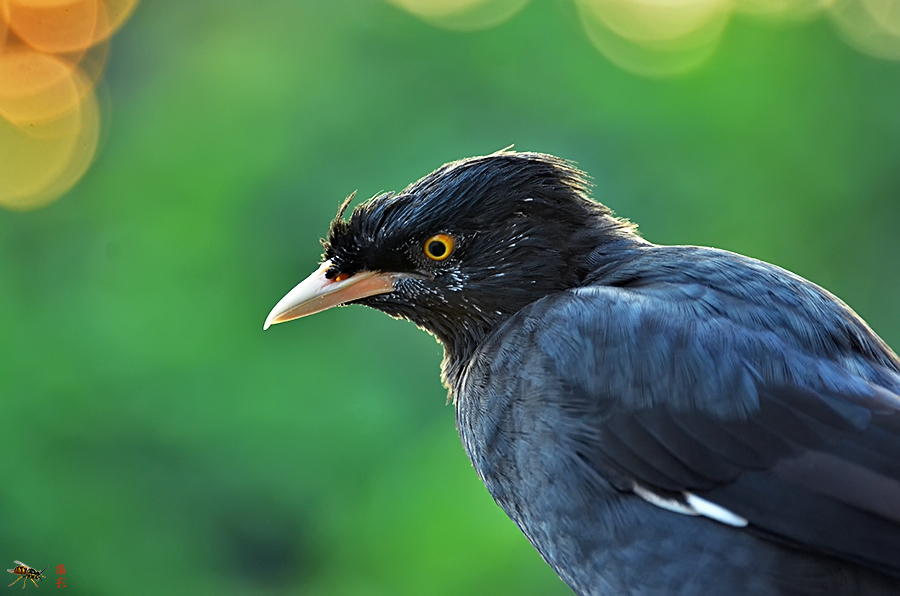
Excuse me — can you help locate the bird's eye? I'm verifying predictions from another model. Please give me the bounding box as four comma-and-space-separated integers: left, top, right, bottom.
423, 234, 455, 261
333, 272, 350, 282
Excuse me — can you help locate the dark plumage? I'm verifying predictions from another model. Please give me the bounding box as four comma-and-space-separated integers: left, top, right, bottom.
264, 151, 900, 596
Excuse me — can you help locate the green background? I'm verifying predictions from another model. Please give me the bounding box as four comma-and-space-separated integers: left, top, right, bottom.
2, 1, 900, 595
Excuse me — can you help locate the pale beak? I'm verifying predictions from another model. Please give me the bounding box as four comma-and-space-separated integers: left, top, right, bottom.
263, 260, 397, 329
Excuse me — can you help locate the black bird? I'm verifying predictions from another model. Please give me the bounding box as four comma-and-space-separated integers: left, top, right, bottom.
264, 151, 900, 596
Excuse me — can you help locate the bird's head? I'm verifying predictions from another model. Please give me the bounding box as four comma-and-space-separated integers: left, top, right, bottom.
264, 151, 638, 378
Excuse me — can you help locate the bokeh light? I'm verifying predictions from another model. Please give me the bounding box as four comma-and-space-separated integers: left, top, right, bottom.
576, 0, 731, 77
831, 0, 900, 60
0, 0, 139, 210
0, 67, 99, 210
387, 0, 531, 30
0, 11, 7, 48
4, 0, 138, 52
387, 0, 900, 74
0, 48, 88, 124
737, 0, 833, 20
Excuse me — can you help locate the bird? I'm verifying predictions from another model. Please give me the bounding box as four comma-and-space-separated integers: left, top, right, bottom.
263, 151, 900, 596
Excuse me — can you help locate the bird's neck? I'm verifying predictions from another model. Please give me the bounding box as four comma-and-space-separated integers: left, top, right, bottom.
438, 230, 649, 396
438, 320, 498, 396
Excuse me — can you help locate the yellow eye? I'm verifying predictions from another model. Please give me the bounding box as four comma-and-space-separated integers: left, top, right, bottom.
423, 234, 454, 261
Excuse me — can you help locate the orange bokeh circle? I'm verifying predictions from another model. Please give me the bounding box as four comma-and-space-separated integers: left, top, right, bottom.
5, 0, 139, 53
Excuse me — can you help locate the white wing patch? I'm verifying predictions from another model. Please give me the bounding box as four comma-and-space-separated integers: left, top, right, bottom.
633, 482, 749, 527
685, 493, 748, 527
632, 483, 698, 516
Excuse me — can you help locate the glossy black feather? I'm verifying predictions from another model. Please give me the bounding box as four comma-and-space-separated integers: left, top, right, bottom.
458, 272, 900, 594
305, 152, 900, 595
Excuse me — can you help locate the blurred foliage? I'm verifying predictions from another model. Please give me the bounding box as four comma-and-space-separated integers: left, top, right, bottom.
1, 1, 900, 595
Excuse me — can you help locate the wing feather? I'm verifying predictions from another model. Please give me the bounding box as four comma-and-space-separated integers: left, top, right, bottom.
486, 283, 900, 578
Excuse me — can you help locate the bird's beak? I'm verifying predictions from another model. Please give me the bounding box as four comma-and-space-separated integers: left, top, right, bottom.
263, 260, 397, 330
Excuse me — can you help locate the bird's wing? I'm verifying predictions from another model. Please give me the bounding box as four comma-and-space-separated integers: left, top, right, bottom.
473, 284, 900, 577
